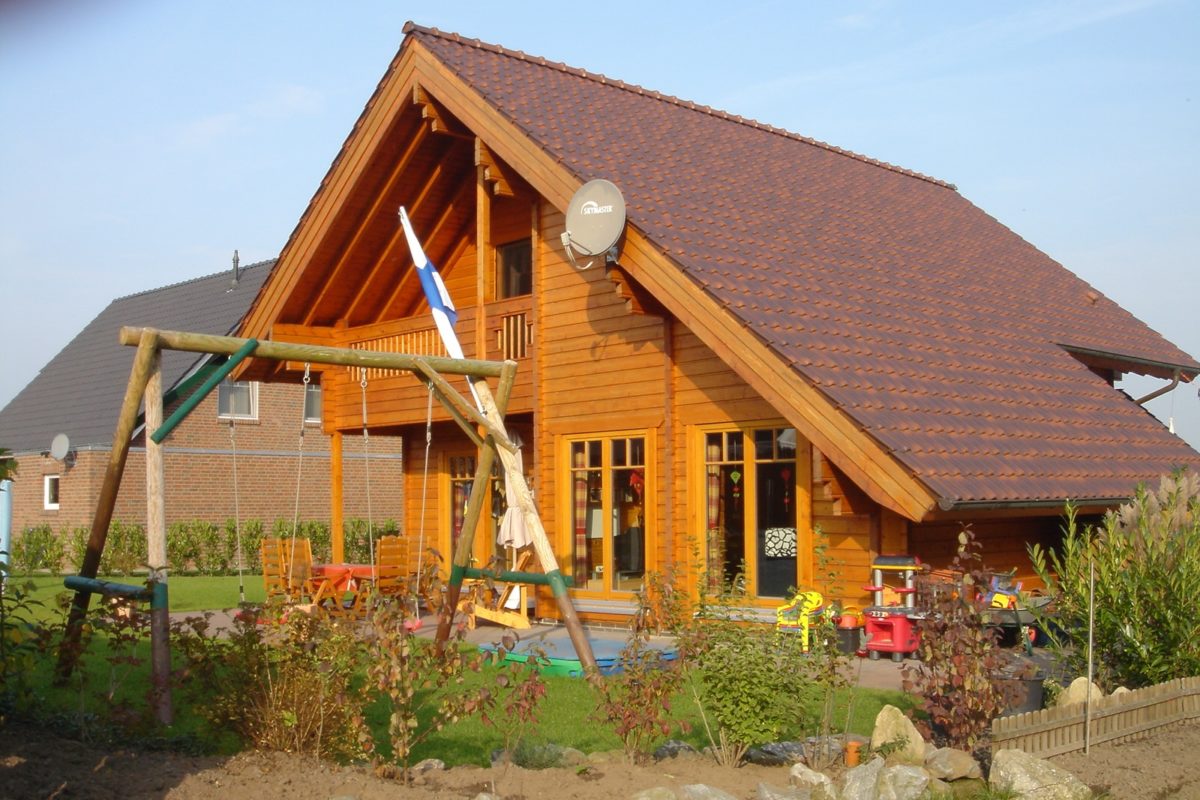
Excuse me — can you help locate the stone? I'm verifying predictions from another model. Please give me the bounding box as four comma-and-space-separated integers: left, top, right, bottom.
410, 757, 444, 774
789, 762, 836, 798
924, 747, 982, 781
877, 764, 929, 800
587, 749, 623, 763
925, 777, 952, 798
632, 789, 678, 800
803, 736, 844, 767
1056, 676, 1104, 708
756, 782, 809, 800
746, 741, 808, 766
841, 756, 884, 800
989, 748, 1092, 800
1110, 685, 1131, 698
655, 739, 701, 760
681, 785, 738, 800
870, 705, 926, 765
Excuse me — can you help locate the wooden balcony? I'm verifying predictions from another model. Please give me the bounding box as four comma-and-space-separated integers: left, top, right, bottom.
330, 297, 534, 429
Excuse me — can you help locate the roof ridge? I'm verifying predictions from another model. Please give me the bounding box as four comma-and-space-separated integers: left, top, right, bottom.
402, 21, 956, 191
112, 258, 276, 302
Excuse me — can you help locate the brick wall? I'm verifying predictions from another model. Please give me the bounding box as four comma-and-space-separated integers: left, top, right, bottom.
4, 382, 405, 539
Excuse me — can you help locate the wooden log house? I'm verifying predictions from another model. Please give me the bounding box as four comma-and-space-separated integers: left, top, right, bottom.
235, 24, 1200, 620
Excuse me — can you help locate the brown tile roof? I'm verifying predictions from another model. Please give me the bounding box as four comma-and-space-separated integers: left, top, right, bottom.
408, 25, 1199, 506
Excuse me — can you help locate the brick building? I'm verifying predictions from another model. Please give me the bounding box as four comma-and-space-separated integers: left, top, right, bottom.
0, 259, 404, 561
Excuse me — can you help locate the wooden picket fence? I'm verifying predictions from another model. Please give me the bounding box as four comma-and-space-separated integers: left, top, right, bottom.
991, 676, 1200, 757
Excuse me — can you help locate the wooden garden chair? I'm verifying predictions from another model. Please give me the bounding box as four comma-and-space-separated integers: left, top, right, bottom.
373, 535, 408, 597
459, 549, 534, 630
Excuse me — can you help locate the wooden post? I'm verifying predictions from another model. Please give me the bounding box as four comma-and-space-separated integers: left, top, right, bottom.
57, 329, 159, 679
331, 430, 344, 563
145, 349, 173, 725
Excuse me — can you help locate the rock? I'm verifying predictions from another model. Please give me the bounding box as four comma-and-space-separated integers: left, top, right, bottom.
1110, 686, 1131, 698
989, 749, 1092, 800
587, 749, 623, 763
756, 782, 808, 800
841, 756, 884, 800
633, 789, 678, 800
655, 740, 701, 760
681, 785, 738, 800
1056, 677, 1104, 708
507, 742, 587, 768
870, 705, 926, 765
789, 762, 837, 798
746, 741, 808, 766
877, 764, 928, 800
925, 777, 952, 798
410, 757, 444, 774
924, 747, 982, 781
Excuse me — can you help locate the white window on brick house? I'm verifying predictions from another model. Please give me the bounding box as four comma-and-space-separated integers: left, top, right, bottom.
217, 379, 258, 420
304, 382, 322, 423
44, 474, 60, 510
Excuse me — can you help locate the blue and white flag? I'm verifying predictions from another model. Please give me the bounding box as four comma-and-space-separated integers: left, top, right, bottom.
398, 206, 481, 409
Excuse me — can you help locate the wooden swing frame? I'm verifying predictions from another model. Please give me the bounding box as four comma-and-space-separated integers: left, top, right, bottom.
56, 326, 598, 718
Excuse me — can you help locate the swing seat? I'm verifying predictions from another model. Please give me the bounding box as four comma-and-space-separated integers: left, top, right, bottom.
459, 550, 534, 630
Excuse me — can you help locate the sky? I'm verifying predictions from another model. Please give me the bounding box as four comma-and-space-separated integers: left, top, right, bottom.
1, 0, 1197, 452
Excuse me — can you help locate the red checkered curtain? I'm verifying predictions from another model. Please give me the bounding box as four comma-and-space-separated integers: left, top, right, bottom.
706, 439, 722, 587
452, 478, 468, 551
573, 447, 588, 587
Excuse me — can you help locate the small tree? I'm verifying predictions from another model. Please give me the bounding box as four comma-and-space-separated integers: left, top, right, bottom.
1031, 470, 1200, 689
901, 527, 1021, 753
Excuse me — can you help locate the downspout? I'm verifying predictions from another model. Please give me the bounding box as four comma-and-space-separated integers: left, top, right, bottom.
1135, 369, 1181, 406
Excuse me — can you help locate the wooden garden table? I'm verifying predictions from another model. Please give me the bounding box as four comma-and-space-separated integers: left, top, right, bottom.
310, 563, 375, 617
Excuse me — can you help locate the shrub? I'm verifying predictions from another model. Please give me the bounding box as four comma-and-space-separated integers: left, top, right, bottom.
101, 521, 146, 576
680, 567, 808, 766
0, 567, 53, 718
65, 526, 90, 573
11, 525, 64, 574
901, 527, 1024, 752
589, 574, 689, 762
1030, 471, 1200, 689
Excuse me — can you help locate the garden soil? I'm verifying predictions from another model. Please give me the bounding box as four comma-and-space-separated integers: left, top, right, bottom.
4, 718, 1200, 800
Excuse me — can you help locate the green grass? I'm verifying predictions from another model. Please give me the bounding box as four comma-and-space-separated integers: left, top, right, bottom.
8, 574, 267, 621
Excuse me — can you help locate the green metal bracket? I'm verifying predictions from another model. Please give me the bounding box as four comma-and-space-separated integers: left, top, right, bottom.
152, 338, 258, 443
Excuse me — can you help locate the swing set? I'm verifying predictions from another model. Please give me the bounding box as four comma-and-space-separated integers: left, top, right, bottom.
56, 325, 597, 725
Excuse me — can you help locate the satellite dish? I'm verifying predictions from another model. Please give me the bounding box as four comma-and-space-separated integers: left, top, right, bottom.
50, 433, 71, 461
561, 179, 626, 270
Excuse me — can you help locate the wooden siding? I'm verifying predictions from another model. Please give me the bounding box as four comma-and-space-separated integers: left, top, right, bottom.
909, 516, 1063, 586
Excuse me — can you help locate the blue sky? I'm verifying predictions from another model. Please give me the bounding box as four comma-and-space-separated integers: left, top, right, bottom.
1, 0, 1197, 452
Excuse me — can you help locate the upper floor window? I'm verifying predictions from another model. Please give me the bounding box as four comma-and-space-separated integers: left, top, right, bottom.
304, 382, 322, 423
497, 238, 532, 299
217, 379, 258, 420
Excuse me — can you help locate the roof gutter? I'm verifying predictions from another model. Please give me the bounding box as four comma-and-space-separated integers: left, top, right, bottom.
1061, 344, 1199, 380
936, 496, 1129, 513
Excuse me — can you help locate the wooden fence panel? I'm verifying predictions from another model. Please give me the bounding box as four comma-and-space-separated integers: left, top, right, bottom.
992, 677, 1200, 758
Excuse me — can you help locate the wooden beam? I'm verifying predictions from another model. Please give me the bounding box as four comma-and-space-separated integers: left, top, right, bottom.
475, 139, 514, 197
144, 350, 173, 726
476, 162, 491, 363
119, 326, 506, 379
58, 329, 160, 679
413, 83, 472, 139
608, 263, 666, 316
331, 430, 344, 562
379, 204, 475, 321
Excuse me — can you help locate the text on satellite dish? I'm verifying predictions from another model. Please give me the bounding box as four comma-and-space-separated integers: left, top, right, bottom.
581, 200, 614, 215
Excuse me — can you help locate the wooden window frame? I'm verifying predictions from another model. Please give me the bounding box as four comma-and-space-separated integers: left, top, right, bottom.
495, 237, 533, 300
557, 427, 656, 598
690, 420, 812, 603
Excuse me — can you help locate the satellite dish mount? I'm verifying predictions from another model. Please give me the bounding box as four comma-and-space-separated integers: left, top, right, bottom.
561, 179, 626, 271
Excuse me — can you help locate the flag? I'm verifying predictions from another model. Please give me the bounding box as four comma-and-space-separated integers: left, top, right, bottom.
399, 206, 463, 360
398, 206, 481, 409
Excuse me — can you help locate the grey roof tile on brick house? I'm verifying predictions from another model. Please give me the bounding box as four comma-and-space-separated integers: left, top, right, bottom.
405, 25, 1199, 505
0, 261, 274, 454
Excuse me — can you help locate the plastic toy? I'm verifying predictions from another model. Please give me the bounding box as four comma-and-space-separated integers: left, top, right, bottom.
775, 590, 825, 652
863, 554, 921, 661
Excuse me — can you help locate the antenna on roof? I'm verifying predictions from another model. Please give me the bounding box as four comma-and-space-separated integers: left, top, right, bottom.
560, 179, 626, 270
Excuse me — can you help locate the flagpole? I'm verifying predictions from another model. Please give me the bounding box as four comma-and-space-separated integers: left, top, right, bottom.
399, 208, 596, 670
